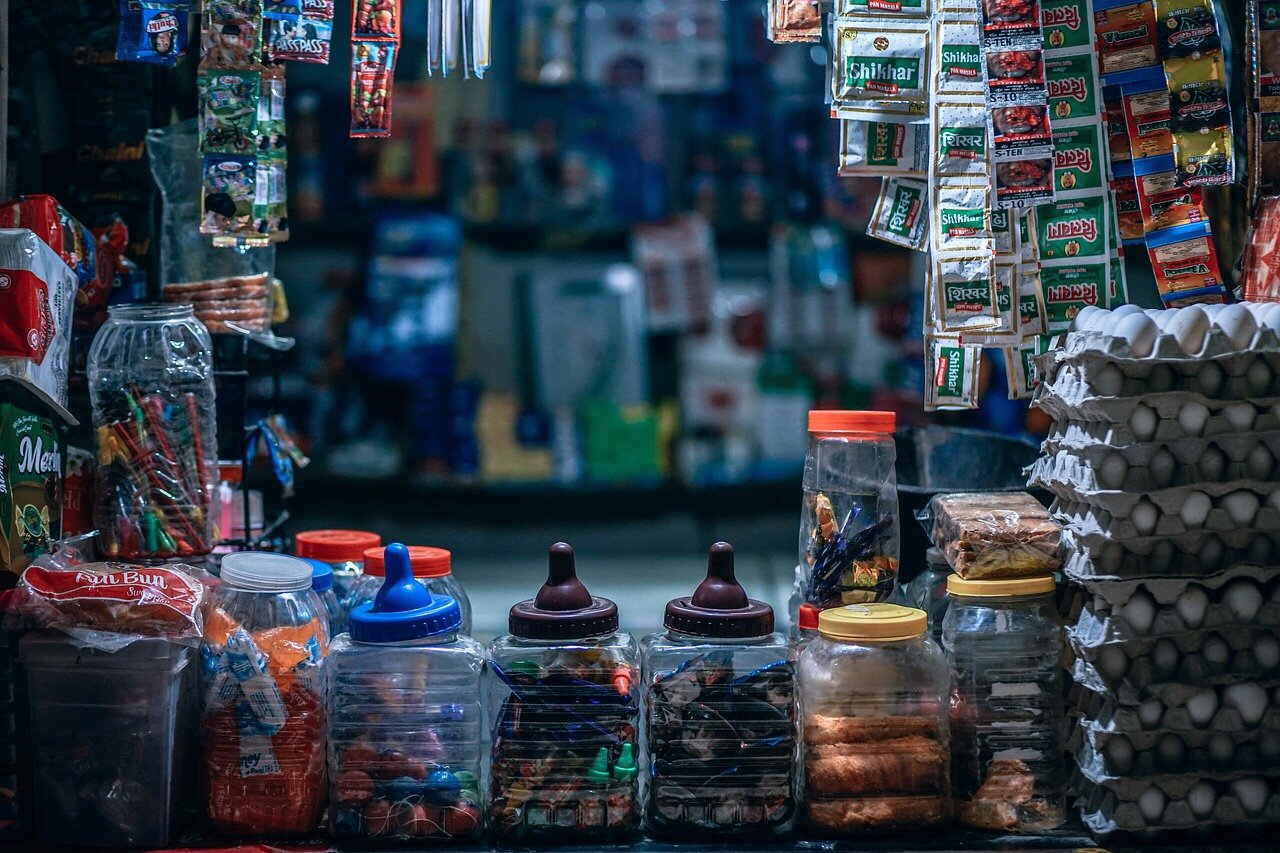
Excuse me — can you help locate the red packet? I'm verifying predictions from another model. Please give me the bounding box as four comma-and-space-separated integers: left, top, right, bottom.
350, 41, 396, 138
352, 0, 399, 41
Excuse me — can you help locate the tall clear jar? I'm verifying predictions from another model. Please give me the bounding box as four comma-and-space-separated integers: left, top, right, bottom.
943, 575, 1065, 832
799, 411, 899, 612
900, 547, 952, 645
487, 543, 640, 843
798, 604, 952, 835
641, 543, 796, 838
354, 546, 472, 636
327, 544, 485, 843
294, 529, 381, 614
88, 304, 218, 560
200, 552, 328, 836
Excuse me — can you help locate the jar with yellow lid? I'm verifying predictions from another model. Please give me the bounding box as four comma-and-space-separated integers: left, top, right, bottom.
942, 575, 1065, 833
797, 603, 952, 835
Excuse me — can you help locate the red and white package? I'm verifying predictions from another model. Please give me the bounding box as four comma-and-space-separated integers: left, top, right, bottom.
0, 229, 76, 407
1242, 195, 1280, 302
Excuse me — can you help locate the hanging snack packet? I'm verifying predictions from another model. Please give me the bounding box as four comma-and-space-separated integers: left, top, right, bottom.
1095, 0, 1160, 79
256, 68, 286, 156
992, 208, 1017, 255
1034, 196, 1107, 260
1166, 54, 1229, 133
352, 0, 400, 40
265, 8, 333, 62
840, 118, 928, 175
1104, 91, 1132, 165
1042, 0, 1092, 51
1017, 274, 1048, 336
1258, 97, 1280, 191
1040, 261, 1107, 330
199, 69, 261, 155
200, 156, 257, 243
984, 48, 1048, 108
1112, 179, 1145, 239
965, 263, 1019, 344
831, 17, 930, 104
202, 0, 264, 68
1108, 252, 1129, 306
1241, 196, 1280, 301
1153, 0, 1219, 60
1051, 124, 1104, 194
868, 176, 929, 249
935, 181, 993, 250
838, 0, 929, 16
992, 104, 1053, 158
925, 333, 982, 410
1046, 54, 1099, 123
117, 1, 189, 65
1004, 339, 1041, 399
936, 20, 984, 95
1122, 86, 1174, 162
1173, 124, 1233, 186
935, 255, 1000, 332
350, 42, 396, 137
980, 0, 1043, 50
253, 159, 289, 241
1137, 169, 1206, 230
1259, 0, 1280, 97
768, 0, 822, 43
994, 156, 1056, 207
1146, 228, 1224, 296
934, 100, 990, 177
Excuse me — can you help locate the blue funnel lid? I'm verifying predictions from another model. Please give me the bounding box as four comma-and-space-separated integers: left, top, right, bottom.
307, 559, 334, 593
350, 543, 461, 642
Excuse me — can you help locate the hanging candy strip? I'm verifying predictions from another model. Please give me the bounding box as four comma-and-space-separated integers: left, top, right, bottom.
349, 0, 400, 137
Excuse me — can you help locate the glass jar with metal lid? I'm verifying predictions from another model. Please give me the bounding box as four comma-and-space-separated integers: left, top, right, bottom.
943, 574, 1065, 832
797, 603, 952, 835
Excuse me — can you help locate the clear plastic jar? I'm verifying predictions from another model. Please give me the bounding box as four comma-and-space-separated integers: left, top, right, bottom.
327, 544, 485, 843
900, 548, 952, 645
943, 575, 1065, 832
307, 559, 346, 639
354, 546, 472, 636
200, 552, 328, 836
642, 543, 795, 837
294, 529, 381, 614
88, 304, 218, 559
800, 411, 900, 611
487, 544, 640, 843
798, 604, 952, 835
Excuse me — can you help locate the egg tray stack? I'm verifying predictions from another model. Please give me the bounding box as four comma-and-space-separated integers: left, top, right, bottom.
1030, 303, 1280, 841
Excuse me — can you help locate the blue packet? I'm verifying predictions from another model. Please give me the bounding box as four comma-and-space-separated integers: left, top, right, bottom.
116, 1, 189, 65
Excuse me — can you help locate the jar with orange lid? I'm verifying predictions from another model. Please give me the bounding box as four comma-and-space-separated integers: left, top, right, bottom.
799, 411, 900, 612
352, 546, 472, 636
942, 575, 1065, 832
798, 603, 952, 835
295, 529, 382, 614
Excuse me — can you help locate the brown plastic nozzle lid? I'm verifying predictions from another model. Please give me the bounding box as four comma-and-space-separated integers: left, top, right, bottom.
664, 543, 774, 638
509, 543, 619, 640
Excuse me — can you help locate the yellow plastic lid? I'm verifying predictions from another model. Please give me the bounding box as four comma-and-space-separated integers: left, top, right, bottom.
818, 603, 927, 642
946, 575, 1057, 597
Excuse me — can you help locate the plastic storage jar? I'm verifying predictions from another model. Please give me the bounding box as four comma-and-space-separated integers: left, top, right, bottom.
487, 543, 640, 842
327, 544, 486, 843
294, 529, 381, 613
88, 304, 219, 560
798, 603, 952, 835
21, 631, 197, 847
355, 546, 472, 636
642, 543, 795, 837
943, 575, 1065, 832
900, 547, 952, 645
201, 552, 328, 836
799, 411, 899, 611
307, 559, 345, 639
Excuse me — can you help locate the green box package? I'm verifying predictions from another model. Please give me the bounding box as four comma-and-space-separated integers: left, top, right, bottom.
0, 378, 74, 579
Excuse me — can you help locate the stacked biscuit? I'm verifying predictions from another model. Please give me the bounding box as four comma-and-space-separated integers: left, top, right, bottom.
1030, 303, 1280, 839
163, 272, 272, 333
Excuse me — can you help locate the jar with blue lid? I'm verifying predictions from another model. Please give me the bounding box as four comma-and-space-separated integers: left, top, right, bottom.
326, 544, 486, 843
307, 559, 346, 639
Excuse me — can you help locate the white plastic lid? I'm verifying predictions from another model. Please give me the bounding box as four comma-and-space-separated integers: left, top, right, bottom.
219, 552, 314, 593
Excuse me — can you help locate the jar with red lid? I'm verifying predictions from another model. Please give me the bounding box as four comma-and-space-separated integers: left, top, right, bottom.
353, 546, 472, 636
294, 529, 381, 614
798, 410, 900, 613
486, 543, 639, 843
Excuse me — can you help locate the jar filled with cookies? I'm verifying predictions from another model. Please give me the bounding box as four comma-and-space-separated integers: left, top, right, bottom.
798, 603, 952, 835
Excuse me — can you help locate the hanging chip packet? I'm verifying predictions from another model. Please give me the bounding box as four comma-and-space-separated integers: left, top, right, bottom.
350, 0, 400, 137
265, 0, 335, 63
116, 1, 190, 65
201, 0, 264, 68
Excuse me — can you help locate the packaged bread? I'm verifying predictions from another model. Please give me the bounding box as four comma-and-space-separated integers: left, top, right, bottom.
928, 492, 1062, 578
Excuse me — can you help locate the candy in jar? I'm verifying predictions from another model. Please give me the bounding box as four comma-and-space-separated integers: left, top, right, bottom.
642, 543, 796, 837
798, 604, 952, 834
487, 543, 640, 842
943, 575, 1066, 832
200, 552, 328, 836
327, 543, 485, 843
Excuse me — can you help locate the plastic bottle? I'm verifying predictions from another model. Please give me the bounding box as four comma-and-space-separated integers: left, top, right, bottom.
353, 546, 472, 636
486, 543, 640, 842
326, 544, 486, 843
641, 543, 796, 837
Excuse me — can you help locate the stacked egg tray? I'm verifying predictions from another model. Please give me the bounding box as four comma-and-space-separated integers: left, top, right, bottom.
1031, 304, 1280, 840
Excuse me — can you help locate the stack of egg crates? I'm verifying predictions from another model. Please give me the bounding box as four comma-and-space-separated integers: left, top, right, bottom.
1029, 302, 1280, 840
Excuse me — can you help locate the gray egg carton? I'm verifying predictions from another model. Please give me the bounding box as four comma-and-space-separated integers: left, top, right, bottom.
1070, 720, 1280, 781
1069, 681, 1280, 735
1068, 596, 1280, 647
1033, 434, 1280, 492
1072, 769, 1280, 836
1035, 383, 1280, 432
1052, 496, 1280, 542
1068, 627, 1280, 699
1059, 324, 1280, 362
1064, 528, 1280, 579
1036, 471, 1280, 519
